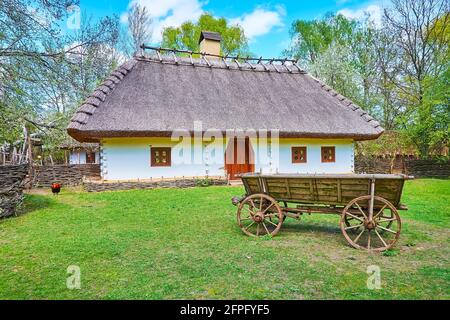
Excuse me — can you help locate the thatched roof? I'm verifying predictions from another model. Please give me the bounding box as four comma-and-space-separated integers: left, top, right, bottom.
68, 53, 384, 142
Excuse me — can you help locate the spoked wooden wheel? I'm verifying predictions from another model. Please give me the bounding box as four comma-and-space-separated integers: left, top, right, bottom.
237, 194, 283, 237
340, 196, 401, 252
344, 208, 394, 233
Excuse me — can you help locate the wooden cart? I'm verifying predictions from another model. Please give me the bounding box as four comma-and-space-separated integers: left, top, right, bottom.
233, 173, 413, 251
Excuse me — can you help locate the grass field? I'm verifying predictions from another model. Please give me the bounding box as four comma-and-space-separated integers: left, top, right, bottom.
0, 179, 448, 299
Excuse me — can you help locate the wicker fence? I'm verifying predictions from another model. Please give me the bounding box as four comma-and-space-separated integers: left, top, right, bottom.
0, 164, 28, 218
31, 164, 101, 187
355, 156, 450, 178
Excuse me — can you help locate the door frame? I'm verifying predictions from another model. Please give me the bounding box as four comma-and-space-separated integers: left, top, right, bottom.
224, 137, 255, 180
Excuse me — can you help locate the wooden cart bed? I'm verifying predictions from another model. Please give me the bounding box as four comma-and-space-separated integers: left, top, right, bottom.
233, 173, 413, 252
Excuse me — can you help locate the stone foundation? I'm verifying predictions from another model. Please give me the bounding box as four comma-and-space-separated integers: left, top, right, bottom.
83, 176, 228, 192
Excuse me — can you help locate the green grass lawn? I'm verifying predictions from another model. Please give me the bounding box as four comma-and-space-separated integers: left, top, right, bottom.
0, 179, 449, 299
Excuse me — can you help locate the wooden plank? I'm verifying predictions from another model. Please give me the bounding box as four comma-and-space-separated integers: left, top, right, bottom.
261, 177, 268, 193
316, 186, 337, 192
269, 192, 289, 199
286, 182, 311, 188
265, 178, 288, 184
245, 178, 259, 185
341, 190, 369, 197
285, 178, 292, 198
337, 179, 342, 202
266, 186, 288, 193
315, 195, 339, 202
290, 193, 315, 200
341, 180, 370, 186
289, 187, 312, 194
310, 179, 316, 201
341, 185, 370, 191
394, 180, 405, 206
317, 190, 340, 197
376, 180, 403, 188
266, 182, 289, 188
314, 178, 341, 184
289, 191, 313, 198
256, 178, 263, 193
240, 173, 407, 180
242, 178, 251, 194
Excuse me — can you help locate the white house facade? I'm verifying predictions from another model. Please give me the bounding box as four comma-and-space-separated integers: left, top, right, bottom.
60, 140, 100, 165
68, 149, 100, 165
100, 137, 355, 180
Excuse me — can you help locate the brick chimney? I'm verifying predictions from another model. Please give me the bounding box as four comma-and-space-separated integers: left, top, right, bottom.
199, 31, 221, 59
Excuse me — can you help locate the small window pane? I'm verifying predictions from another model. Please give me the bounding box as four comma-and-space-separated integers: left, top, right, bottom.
321, 146, 335, 163
292, 147, 307, 163
151, 147, 171, 167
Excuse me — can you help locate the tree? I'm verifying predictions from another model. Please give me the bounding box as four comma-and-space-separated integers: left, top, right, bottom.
284, 13, 357, 66
0, 0, 120, 158
286, 14, 377, 114
383, 0, 449, 105
161, 13, 249, 56
284, 3, 449, 157
384, 0, 449, 155
121, 3, 152, 57
310, 43, 360, 100
372, 29, 404, 130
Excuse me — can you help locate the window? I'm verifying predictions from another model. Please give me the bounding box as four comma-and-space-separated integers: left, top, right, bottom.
151, 147, 171, 167
86, 152, 96, 164
321, 146, 335, 163
292, 147, 307, 163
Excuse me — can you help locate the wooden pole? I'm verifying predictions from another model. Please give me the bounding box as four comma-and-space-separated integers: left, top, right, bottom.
25, 125, 33, 189
368, 178, 375, 221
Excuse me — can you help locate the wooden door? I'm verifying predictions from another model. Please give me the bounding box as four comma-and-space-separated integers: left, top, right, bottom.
225, 137, 255, 180
85, 151, 96, 164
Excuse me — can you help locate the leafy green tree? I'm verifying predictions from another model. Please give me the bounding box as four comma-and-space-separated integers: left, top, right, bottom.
403, 61, 449, 156
384, 0, 449, 156
309, 43, 360, 100
161, 13, 249, 56
284, 13, 357, 65
286, 14, 378, 116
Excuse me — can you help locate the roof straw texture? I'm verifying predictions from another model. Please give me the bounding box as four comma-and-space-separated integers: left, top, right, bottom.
68, 53, 384, 142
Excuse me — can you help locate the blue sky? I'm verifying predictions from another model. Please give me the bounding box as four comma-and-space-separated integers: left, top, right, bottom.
79, 0, 385, 57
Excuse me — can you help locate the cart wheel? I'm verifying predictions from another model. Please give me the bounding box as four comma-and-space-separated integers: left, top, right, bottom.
340, 196, 401, 252
237, 193, 283, 237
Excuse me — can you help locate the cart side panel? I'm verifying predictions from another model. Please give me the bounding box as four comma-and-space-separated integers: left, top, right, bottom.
242, 177, 262, 195
264, 177, 289, 199
340, 178, 371, 203
315, 178, 339, 203
244, 175, 407, 208
265, 177, 315, 202
374, 179, 404, 207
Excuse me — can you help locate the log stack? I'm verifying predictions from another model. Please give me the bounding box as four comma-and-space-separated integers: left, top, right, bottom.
0, 164, 28, 218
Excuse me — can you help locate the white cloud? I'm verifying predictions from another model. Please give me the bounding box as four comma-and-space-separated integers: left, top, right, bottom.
124, 0, 204, 42
338, 4, 383, 26
336, 0, 352, 4
121, 1, 285, 43
230, 7, 285, 40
